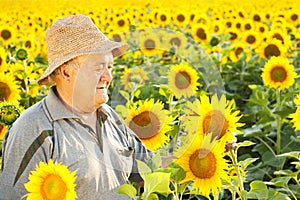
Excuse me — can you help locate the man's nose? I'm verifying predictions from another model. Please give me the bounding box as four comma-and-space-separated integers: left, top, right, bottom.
100, 67, 112, 81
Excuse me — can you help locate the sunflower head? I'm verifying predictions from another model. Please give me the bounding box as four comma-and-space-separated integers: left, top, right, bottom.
0, 28, 12, 41
125, 99, 173, 151
0, 102, 22, 125
256, 38, 287, 59
181, 94, 243, 146
121, 67, 149, 91
24, 159, 77, 200
261, 56, 297, 90
16, 48, 28, 61
0, 72, 21, 104
174, 133, 229, 198
167, 63, 200, 99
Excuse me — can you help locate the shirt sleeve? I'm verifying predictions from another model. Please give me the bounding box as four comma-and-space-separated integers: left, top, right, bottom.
0, 110, 54, 199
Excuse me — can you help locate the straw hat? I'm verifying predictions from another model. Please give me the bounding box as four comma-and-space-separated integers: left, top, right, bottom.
37, 14, 128, 85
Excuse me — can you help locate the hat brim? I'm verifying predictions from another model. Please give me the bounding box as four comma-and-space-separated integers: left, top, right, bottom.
37, 40, 128, 85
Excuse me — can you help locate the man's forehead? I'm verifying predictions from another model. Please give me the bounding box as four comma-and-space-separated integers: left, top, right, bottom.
77, 52, 114, 64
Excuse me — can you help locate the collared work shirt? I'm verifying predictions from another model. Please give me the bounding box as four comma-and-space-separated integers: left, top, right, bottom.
0, 87, 150, 199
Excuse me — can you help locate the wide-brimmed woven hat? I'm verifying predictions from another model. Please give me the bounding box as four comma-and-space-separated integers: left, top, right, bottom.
37, 14, 128, 85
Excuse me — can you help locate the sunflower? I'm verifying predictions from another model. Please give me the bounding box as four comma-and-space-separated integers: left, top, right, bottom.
0, 48, 9, 73
173, 11, 189, 28
287, 9, 299, 25
290, 94, 300, 131
0, 101, 23, 125
229, 42, 251, 62
114, 14, 131, 32
181, 94, 243, 146
164, 32, 188, 54
174, 133, 229, 198
210, 20, 224, 36
241, 19, 255, 32
125, 99, 173, 151
137, 31, 164, 57
0, 25, 15, 45
167, 62, 200, 99
192, 23, 210, 43
225, 27, 240, 42
256, 38, 287, 60
293, 93, 300, 106
261, 56, 297, 90
23, 159, 77, 200
107, 31, 128, 43
267, 27, 292, 46
153, 8, 171, 27
242, 30, 262, 50
0, 123, 8, 140
251, 12, 262, 23
0, 72, 21, 104
255, 22, 269, 35
120, 67, 149, 91
193, 13, 210, 26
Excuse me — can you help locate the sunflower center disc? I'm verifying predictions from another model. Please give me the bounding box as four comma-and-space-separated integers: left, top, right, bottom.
41, 174, 67, 200
203, 110, 229, 139
0, 82, 11, 101
189, 149, 216, 179
271, 66, 287, 82
129, 111, 160, 139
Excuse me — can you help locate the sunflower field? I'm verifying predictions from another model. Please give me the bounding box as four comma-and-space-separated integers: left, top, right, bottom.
1, 0, 300, 199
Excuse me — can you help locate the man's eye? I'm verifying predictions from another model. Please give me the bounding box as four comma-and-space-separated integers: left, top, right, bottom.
108, 65, 113, 69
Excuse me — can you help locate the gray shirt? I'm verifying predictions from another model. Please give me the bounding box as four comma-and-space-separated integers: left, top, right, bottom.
0, 87, 150, 200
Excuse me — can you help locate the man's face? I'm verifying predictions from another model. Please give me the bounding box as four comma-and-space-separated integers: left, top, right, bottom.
70, 52, 114, 112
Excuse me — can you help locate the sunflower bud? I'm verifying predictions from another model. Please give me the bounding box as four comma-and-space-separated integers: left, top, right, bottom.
0, 104, 21, 125
210, 36, 220, 46
225, 140, 238, 152
16, 48, 28, 61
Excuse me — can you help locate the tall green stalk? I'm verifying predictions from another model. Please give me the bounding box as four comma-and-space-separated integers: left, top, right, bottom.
275, 89, 282, 155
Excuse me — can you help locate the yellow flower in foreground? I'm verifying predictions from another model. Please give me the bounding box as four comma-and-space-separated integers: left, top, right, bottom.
125, 99, 173, 151
174, 133, 229, 198
168, 63, 200, 99
261, 56, 297, 90
182, 94, 243, 146
24, 159, 77, 200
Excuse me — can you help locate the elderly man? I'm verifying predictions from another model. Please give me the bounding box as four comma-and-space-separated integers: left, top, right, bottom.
0, 14, 150, 199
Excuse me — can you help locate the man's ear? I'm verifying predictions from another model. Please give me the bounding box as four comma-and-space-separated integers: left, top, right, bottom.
58, 64, 73, 82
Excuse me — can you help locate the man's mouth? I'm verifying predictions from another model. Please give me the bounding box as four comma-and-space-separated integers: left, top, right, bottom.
97, 81, 108, 89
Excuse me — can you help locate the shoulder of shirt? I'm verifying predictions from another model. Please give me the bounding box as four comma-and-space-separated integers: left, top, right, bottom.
9, 100, 53, 136
101, 104, 120, 119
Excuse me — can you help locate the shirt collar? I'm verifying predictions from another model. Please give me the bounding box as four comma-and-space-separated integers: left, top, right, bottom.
44, 86, 108, 122
44, 86, 79, 121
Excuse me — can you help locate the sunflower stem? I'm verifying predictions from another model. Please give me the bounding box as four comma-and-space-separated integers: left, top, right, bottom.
168, 93, 179, 153
275, 89, 282, 155
254, 136, 276, 157
229, 149, 245, 200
